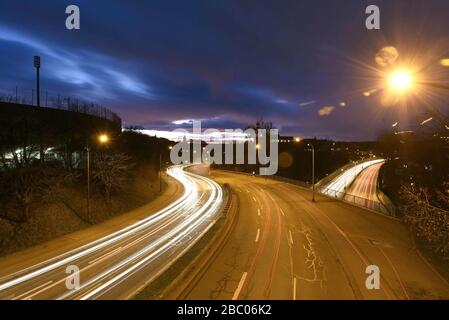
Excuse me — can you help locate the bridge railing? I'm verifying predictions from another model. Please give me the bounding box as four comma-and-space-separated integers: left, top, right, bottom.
0, 87, 121, 125
317, 186, 396, 217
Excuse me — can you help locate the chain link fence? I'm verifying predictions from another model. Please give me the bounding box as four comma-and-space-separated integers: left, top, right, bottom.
0, 87, 121, 126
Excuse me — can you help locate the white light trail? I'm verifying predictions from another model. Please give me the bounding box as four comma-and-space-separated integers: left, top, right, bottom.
0, 165, 224, 300
320, 159, 385, 198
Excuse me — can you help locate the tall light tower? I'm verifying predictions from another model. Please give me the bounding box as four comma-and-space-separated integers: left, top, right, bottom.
34, 56, 40, 107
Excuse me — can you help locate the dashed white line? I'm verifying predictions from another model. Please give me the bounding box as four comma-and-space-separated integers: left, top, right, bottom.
232, 272, 248, 300
257, 208, 261, 216
280, 208, 285, 217
252, 196, 257, 203
289, 230, 294, 245
292, 277, 297, 300
255, 229, 261, 243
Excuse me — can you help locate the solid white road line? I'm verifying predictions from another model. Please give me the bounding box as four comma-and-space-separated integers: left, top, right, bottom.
232, 272, 248, 300
255, 229, 260, 243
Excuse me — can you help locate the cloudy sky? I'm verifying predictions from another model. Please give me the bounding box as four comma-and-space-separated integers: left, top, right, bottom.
1, 0, 449, 140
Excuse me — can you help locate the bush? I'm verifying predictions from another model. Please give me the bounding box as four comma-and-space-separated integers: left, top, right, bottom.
0, 218, 14, 248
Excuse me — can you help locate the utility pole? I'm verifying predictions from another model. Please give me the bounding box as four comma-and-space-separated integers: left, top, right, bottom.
34, 56, 41, 107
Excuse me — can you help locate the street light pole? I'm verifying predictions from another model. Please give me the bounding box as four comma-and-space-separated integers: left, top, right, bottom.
86, 143, 91, 218
159, 151, 162, 192
308, 143, 316, 202
85, 133, 109, 218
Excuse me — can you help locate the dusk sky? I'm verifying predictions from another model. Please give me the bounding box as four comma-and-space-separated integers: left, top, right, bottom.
1, 0, 449, 140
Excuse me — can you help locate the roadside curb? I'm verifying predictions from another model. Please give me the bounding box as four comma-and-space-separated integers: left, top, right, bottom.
159, 185, 239, 300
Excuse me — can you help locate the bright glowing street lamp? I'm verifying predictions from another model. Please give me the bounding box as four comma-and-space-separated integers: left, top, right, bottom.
387, 68, 449, 92
388, 69, 413, 92
98, 133, 109, 144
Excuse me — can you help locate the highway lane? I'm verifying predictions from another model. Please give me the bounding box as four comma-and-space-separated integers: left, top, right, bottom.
320, 159, 385, 198
344, 162, 387, 213
185, 170, 449, 300
0, 165, 224, 300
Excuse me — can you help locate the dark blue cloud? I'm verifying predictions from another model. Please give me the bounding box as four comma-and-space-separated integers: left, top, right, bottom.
1, 0, 449, 140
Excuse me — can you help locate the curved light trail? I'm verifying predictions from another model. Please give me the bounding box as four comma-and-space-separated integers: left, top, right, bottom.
0, 165, 224, 300
320, 159, 385, 198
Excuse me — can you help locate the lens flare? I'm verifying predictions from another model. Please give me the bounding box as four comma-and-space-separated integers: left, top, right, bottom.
389, 70, 413, 92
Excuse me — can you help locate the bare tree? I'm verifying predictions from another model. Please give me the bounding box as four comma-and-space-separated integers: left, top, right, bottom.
401, 184, 449, 258
12, 169, 42, 221
92, 153, 132, 201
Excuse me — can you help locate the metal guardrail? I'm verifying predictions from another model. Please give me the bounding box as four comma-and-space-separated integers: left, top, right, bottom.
317, 186, 396, 216
267, 174, 311, 188
0, 87, 121, 125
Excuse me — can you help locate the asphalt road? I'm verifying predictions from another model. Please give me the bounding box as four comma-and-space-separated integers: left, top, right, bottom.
344, 162, 387, 212
185, 170, 449, 300
0, 166, 223, 300
320, 159, 385, 199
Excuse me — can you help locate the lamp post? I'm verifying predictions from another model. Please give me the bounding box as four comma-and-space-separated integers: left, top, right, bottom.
307, 143, 316, 202
33, 56, 41, 107
86, 134, 109, 217
86, 143, 91, 217
159, 151, 162, 192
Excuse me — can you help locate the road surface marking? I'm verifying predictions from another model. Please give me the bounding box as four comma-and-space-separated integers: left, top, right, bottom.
75, 282, 104, 300
280, 208, 285, 217
257, 208, 261, 216
252, 196, 257, 203
289, 230, 294, 245
255, 229, 260, 242
13, 280, 53, 300
292, 277, 297, 300
378, 247, 410, 300
232, 272, 248, 300
88, 246, 123, 265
